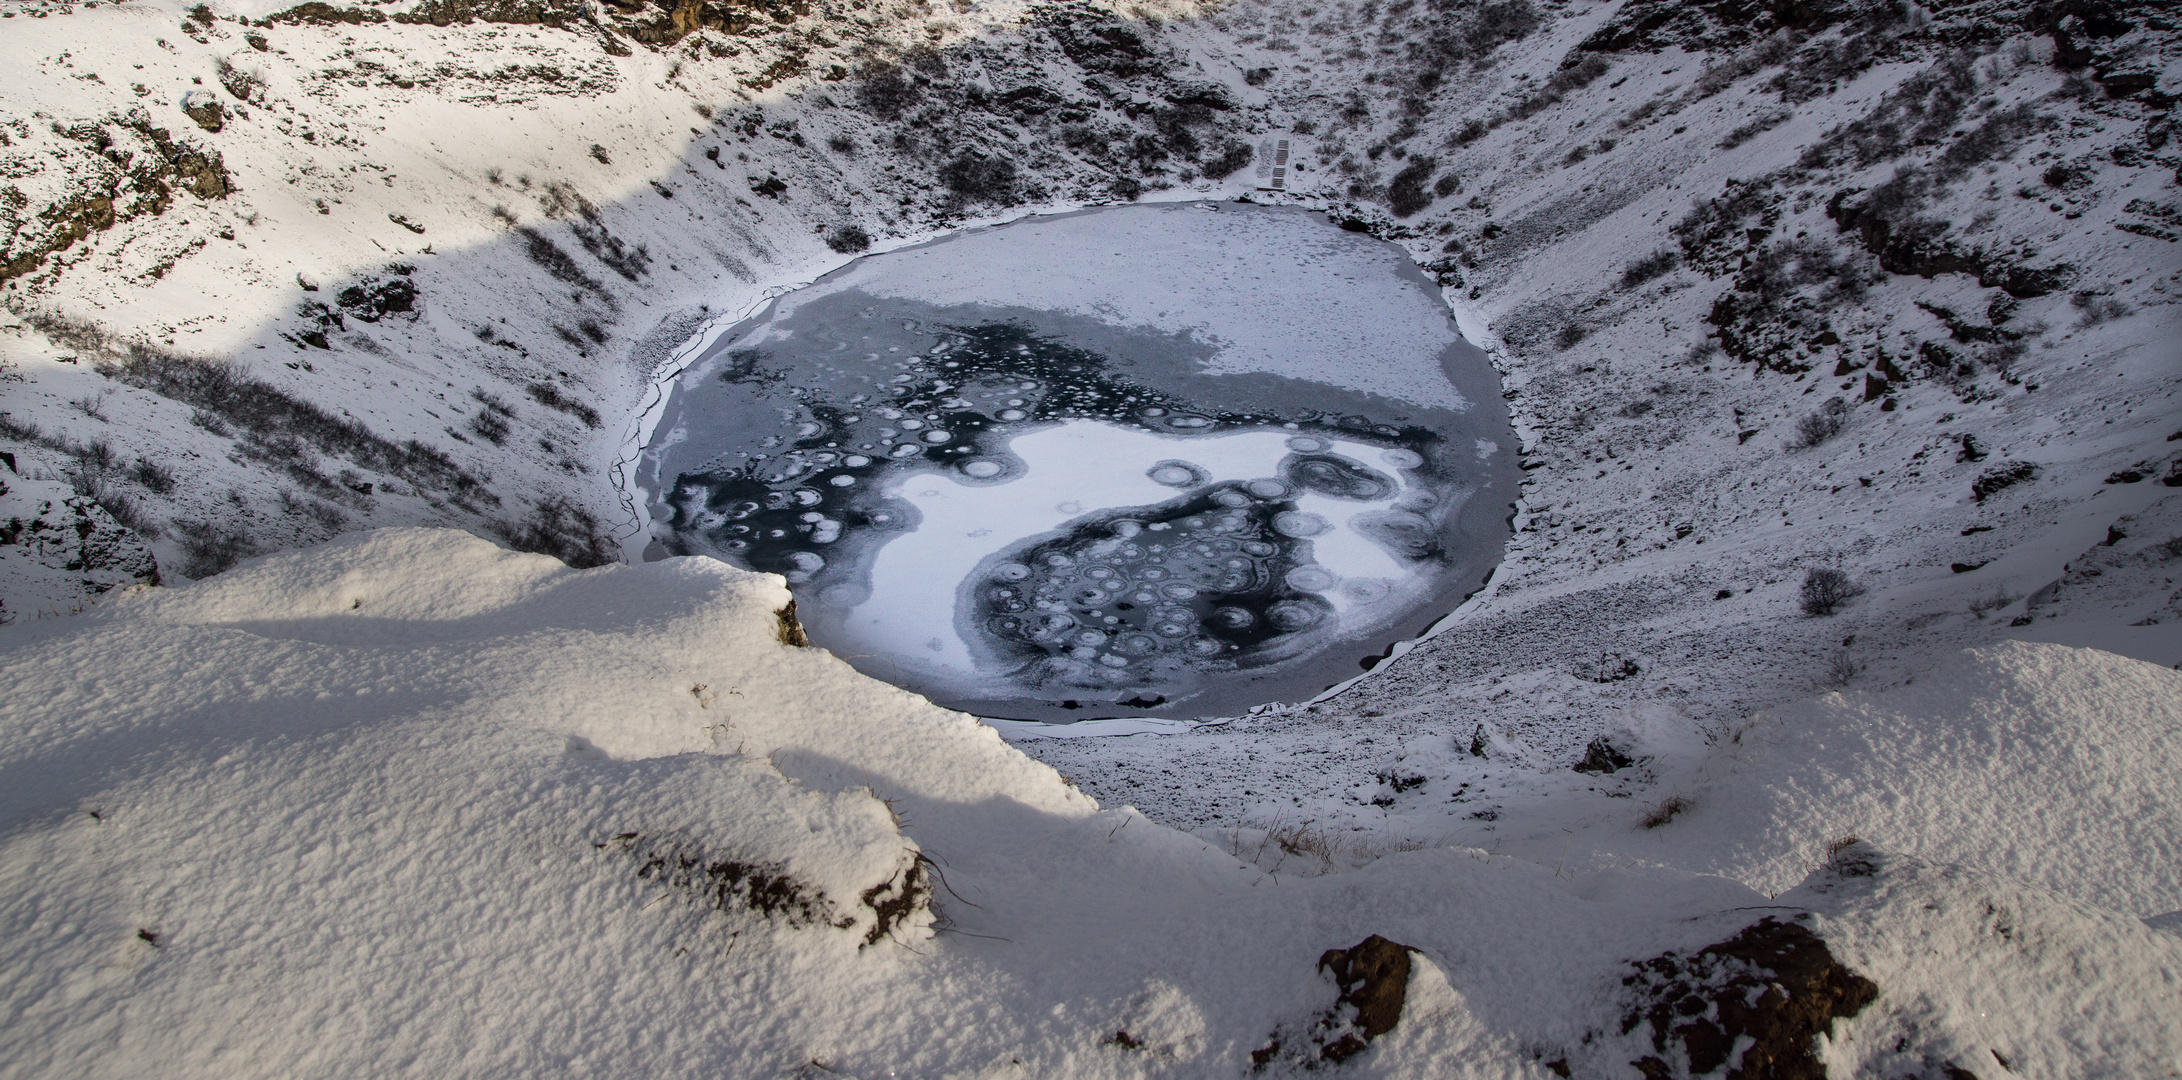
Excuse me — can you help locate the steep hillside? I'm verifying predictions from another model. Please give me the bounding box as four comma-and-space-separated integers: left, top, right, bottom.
1031, 0, 2182, 826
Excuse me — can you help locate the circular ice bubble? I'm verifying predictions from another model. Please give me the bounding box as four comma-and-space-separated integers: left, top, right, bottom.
1245, 479, 1290, 499
922, 429, 952, 444
960, 459, 1004, 479
1266, 600, 1325, 631
820, 582, 870, 607
997, 409, 1027, 421
992, 562, 1032, 582
783, 551, 826, 582
1287, 456, 1394, 501
1343, 578, 1392, 604
1211, 606, 1255, 629
1286, 435, 1329, 453
1351, 510, 1439, 559
1381, 448, 1425, 469
1272, 511, 1331, 538
1114, 632, 1161, 656
829, 475, 857, 487
1284, 566, 1338, 592
1214, 490, 1252, 508
1147, 460, 1210, 488
844, 454, 871, 467
1186, 637, 1225, 657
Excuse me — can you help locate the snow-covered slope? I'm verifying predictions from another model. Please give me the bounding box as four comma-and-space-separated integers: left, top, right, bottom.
2, 529, 2175, 1078
3, 0, 2180, 1068
1023, 0, 2182, 826
1340, 636, 2182, 917
3, 0, 2174, 799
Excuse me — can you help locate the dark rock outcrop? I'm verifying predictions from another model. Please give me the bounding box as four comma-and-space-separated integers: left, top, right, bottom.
1316, 935, 1416, 1061
1251, 935, 1421, 1070
1622, 917, 1879, 1080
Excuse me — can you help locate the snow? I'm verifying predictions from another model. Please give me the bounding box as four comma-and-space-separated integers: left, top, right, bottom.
2, 529, 2178, 1077
3, 0, 2181, 1069
2, 0, 2171, 768
1423, 639, 2182, 918
747, 202, 1477, 412
842, 421, 1443, 685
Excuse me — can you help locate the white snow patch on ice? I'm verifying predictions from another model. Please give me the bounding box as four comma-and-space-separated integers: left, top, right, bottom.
757, 203, 1473, 411
837, 421, 1437, 690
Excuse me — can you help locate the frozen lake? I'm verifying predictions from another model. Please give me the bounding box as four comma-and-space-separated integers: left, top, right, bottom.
634, 202, 1518, 721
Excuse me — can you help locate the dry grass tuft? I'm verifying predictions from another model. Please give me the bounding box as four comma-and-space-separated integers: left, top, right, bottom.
1639, 795, 1693, 829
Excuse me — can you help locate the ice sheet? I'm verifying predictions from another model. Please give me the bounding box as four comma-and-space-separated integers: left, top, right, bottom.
637, 204, 1518, 719
760, 202, 1473, 411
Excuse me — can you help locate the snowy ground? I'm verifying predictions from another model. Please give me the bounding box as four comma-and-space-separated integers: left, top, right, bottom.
3, 0, 2181, 1071
2, 530, 2177, 1078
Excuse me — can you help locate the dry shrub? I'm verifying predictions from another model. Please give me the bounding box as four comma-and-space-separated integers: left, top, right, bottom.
823, 224, 872, 254
174, 519, 257, 579
493, 496, 615, 569
1639, 795, 1692, 829
1792, 397, 1849, 449
1619, 248, 1680, 290
1799, 567, 1864, 617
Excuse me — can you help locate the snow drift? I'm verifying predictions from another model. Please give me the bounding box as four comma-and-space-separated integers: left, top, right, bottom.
1644, 639, 2182, 917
